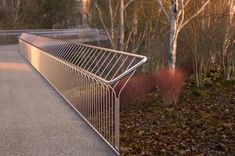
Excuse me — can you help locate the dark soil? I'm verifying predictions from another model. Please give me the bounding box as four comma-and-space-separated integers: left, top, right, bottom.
120, 81, 235, 155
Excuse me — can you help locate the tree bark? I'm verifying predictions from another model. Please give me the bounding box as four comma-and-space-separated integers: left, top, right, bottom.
169, 0, 177, 70
109, 0, 115, 47
2, 0, 7, 15
14, 0, 21, 25
157, 0, 210, 71
120, 0, 125, 51
222, 0, 235, 80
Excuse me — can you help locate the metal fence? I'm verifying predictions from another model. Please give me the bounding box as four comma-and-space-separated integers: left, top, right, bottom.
18, 33, 147, 154
0, 28, 98, 36
0, 28, 108, 45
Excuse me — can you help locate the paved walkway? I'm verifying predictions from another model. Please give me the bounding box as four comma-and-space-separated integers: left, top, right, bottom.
0, 45, 116, 156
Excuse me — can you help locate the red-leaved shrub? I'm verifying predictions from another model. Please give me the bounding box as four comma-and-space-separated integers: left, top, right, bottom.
115, 74, 155, 108
155, 68, 186, 105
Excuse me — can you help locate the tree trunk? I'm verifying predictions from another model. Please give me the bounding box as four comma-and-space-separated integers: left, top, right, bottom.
169, 0, 177, 70
14, 0, 20, 25
222, 0, 235, 80
2, 0, 7, 14
133, 8, 138, 36
120, 0, 125, 51
109, 0, 115, 48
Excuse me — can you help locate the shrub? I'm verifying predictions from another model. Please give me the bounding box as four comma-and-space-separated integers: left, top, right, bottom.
155, 68, 186, 105
192, 88, 208, 97
115, 74, 156, 108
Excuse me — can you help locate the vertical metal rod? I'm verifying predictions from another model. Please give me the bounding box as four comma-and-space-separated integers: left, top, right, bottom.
112, 91, 114, 146
83, 77, 89, 117
96, 80, 99, 129
114, 98, 120, 150
81, 73, 84, 115
105, 86, 108, 140
94, 79, 97, 127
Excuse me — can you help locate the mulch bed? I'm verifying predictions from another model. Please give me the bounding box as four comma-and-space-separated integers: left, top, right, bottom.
120, 82, 235, 155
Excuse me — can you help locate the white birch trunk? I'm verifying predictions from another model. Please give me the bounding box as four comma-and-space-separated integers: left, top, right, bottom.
169, 0, 177, 70
120, 0, 125, 51
2, 0, 7, 13
109, 0, 115, 48
157, 0, 210, 71
2, 0, 6, 7
222, 0, 235, 80
14, 0, 20, 24
95, 1, 117, 49
133, 8, 138, 36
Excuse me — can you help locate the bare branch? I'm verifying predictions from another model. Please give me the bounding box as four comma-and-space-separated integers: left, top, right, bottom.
177, 1, 185, 34
185, 0, 191, 8
124, 0, 134, 10
109, 0, 115, 41
94, 2, 115, 49
156, 0, 170, 21
125, 27, 134, 50
114, 1, 120, 20
178, 0, 183, 11
229, 0, 235, 23
109, 0, 114, 23
132, 29, 146, 52
179, 0, 210, 30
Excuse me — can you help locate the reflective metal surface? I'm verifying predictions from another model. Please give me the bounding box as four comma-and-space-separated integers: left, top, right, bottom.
18, 33, 147, 154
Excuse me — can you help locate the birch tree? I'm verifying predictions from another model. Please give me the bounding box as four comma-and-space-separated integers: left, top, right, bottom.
94, 0, 118, 49
94, 0, 135, 50
0, 0, 22, 28
120, 0, 134, 51
156, 0, 210, 70
221, 0, 235, 80
2, 0, 7, 13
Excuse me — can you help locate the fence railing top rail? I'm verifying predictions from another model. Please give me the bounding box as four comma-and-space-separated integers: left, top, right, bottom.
0, 28, 99, 36
18, 33, 147, 85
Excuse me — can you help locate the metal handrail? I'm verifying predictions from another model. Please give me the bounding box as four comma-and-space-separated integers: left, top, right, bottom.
18, 33, 147, 155
0, 28, 98, 36
18, 33, 147, 85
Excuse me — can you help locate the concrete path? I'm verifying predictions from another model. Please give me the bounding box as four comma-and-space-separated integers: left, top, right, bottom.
0, 45, 116, 156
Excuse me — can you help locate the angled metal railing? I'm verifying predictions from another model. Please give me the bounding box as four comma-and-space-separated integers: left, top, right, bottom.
0, 28, 98, 36
18, 33, 147, 155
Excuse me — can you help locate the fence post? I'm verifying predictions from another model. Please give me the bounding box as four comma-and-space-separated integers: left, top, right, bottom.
115, 97, 120, 150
